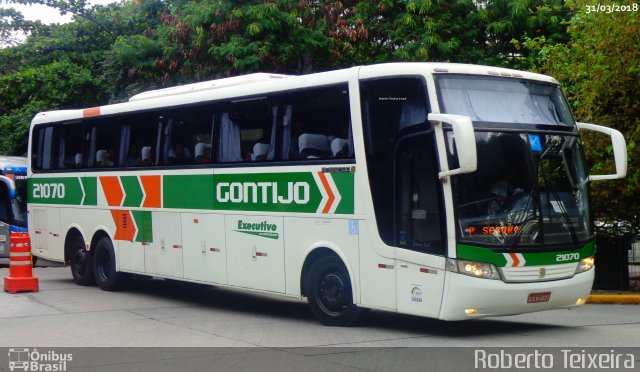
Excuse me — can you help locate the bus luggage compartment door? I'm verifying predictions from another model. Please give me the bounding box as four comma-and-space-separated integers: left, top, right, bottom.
182, 213, 227, 284
226, 215, 285, 293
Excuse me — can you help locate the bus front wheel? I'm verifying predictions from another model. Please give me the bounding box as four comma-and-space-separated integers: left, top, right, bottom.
306, 256, 361, 326
93, 237, 125, 291
69, 236, 94, 286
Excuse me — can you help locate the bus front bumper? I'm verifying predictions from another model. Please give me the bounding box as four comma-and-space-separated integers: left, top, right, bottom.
438, 269, 594, 321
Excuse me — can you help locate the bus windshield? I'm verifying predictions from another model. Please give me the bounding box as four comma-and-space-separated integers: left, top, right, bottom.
449, 131, 592, 248
436, 74, 575, 127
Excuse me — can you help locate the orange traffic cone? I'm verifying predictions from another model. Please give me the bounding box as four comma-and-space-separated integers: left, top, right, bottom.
4, 232, 39, 293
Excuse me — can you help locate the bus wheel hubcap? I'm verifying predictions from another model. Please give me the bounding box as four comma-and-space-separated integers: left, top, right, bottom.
319, 273, 346, 312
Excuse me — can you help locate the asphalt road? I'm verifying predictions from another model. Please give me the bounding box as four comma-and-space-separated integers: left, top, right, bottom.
1, 265, 639, 348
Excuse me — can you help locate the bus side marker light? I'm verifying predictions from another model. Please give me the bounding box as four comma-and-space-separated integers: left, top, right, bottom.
378, 264, 394, 269
465, 308, 478, 315
420, 268, 438, 274
576, 298, 586, 305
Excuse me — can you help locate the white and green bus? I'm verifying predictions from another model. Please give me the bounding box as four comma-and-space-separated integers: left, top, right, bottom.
28, 63, 626, 325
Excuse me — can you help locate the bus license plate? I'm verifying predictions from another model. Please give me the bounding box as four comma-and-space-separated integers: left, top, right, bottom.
527, 292, 551, 303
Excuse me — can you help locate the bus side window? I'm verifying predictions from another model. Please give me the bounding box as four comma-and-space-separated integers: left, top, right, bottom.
164, 106, 214, 166
33, 126, 56, 171
54, 123, 85, 169
218, 99, 273, 163
120, 112, 161, 167
89, 117, 121, 168
282, 85, 352, 161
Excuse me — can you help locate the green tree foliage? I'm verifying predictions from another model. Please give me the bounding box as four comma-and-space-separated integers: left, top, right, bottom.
0, 61, 101, 154
527, 0, 640, 233
0, 0, 168, 153
481, 0, 573, 69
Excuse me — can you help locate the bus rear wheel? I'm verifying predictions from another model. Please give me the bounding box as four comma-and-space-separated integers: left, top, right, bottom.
93, 237, 125, 291
306, 256, 361, 326
69, 236, 94, 286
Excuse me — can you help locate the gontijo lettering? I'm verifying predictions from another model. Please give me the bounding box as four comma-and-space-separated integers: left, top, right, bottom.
217, 181, 310, 204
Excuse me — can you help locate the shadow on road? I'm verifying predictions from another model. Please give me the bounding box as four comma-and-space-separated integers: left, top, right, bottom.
103, 275, 568, 338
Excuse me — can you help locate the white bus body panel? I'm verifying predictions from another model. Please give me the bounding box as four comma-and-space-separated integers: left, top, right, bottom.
182, 213, 227, 284
226, 214, 285, 293
146, 211, 184, 278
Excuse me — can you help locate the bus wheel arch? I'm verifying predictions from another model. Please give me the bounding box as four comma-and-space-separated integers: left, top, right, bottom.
65, 228, 94, 286
301, 247, 361, 326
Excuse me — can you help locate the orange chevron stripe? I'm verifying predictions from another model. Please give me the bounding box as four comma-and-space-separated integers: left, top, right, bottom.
111, 210, 136, 241
140, 175, 161, 208
509, 253, 520, 267
100, 176, 123, 206
317, 172, 335, 214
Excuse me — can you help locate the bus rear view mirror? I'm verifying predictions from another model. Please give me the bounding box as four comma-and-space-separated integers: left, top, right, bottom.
428, 113, 477, 179
576, 122, 627, 181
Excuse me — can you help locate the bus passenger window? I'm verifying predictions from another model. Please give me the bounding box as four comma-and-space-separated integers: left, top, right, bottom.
282, 85, 352, 161
90, 117, 121, 168
218, 99, 275, 163
164, 105, 214, 166
55, 123, 85, 169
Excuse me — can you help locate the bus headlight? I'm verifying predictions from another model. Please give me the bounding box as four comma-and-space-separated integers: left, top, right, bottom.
576, 256, 595, 273
447, 259, 501, 280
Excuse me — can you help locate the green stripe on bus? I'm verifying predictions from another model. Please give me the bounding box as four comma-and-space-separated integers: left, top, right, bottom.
81, 177, 97, 206
457, 240, 596, 267
163, 174, 215, 210
29, 177, 84, 205
331, 172, 355, 214
132, 210, 152, 242
30, 171, 355, 214
121, 176, 143, 207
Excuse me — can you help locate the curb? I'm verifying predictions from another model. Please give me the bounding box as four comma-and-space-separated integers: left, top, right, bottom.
587, 294, 640, 304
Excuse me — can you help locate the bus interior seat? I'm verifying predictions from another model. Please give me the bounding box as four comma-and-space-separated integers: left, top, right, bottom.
298, 133, 330, 159
330, 137, 349, 158
167, 144, 192, 164
141, 146, 153, 166
96, 150, 106, 167
194, 143, 212, 163
251, 142, 270, 161
74, 153, 83, 167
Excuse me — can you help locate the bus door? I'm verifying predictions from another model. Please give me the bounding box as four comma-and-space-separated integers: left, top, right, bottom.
359, 76, 446, 316
393, 132, 446, 316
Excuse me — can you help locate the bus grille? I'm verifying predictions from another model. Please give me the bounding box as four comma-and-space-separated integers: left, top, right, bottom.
500, 263, 578, 282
